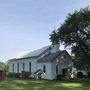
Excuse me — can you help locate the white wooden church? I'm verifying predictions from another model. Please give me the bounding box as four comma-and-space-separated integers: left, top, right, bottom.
9, 29, 72, 80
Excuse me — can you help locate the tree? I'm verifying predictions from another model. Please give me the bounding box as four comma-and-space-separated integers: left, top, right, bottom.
50, 6, 90, 69
0, 61, 4, 70
49, 30, 59, 44
0, 61, 9, 72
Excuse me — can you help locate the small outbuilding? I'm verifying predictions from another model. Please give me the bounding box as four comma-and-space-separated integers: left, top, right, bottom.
34, 69, 45, 80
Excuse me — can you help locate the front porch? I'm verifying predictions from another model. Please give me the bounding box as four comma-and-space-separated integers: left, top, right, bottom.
34, 69, 45, 80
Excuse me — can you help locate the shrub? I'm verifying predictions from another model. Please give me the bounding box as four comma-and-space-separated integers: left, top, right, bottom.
77, 72, 83, 78
8, 73, 13, 78
57, 75, 64, 79
8, 73, 20, 78
14, 73, 20, 78
25, 72, 31, 79
9, 72, 31, 79
88, 72, 90, 78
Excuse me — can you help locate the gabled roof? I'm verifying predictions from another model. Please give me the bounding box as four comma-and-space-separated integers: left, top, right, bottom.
38, 50, 65, 62
34, 69, 44, 74
10, 45, 50, 60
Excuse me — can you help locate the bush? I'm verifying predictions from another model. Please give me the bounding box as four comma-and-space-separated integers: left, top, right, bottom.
57, 75, 64, 79
88, 72, 90, 78
77, 72, 83, 78
14, 73, 20, 78
25, 72, 31, 79
9, 72, 31, 79
8, 73, 20, 78
8, 73, 13, 78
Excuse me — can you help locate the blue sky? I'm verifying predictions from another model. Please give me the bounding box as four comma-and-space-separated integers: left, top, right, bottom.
0, 0, 90, 62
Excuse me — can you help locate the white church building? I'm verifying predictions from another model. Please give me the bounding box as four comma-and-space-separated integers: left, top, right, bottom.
9, 43, 72, 80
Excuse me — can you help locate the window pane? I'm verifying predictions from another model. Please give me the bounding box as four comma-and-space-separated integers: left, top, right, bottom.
29, 62, 31, 72
17, 63, 19, 72
56, 65, 58, 74
13, 63, 14, 72
43, 65, 46, 73
23, 63, 25, 71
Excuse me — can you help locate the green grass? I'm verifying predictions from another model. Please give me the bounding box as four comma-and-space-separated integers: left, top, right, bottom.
0, 77, 90, 90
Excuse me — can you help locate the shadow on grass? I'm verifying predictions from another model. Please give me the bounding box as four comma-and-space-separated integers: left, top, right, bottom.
0, 77, 90, 90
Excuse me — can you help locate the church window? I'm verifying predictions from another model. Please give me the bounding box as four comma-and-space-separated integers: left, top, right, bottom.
29, 62, 31, 72
17, 63, 19, 72
56, 65, 59, 74
23, 63, 25, 71
63, 55, 66, 59
61, 55, 66, 59
43, 65, 46, 73
13, 63, 14, 72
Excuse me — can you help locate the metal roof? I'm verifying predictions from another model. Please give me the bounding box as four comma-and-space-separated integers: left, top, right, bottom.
10, 45, 50, 60
38, 50, 65, 62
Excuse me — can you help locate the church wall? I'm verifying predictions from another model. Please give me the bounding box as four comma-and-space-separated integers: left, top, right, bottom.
51, 51, 72, 79
37, 62, 52, 80
9, 57, 38, 74
9, 50, 72, 80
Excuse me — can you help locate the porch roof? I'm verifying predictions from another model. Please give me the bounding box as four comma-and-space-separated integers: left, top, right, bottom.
34, 69, 44, 74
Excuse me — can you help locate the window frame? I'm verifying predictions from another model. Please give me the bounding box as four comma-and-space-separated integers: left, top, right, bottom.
17, 63, 19, 72
13, 63, 14, 72
43, 65, 46, 73
23, 63, 25, 71
29, 62, 31, 72
56, 65, 59, 75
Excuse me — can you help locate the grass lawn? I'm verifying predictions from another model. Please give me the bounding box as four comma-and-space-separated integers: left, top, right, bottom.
0, 77, 90, 90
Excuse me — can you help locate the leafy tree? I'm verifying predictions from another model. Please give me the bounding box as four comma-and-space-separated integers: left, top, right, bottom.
50, 6, 90, 69
0, 61, 9, 72
49, 30, 59, 44
4, 64, 9, 72
58, 6, 90, 69
0, 61, 4, 70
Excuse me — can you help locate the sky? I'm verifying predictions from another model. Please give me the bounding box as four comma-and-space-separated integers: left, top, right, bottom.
0, 0, 90, 63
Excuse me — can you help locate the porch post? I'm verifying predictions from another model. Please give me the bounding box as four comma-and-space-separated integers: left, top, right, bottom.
36, 74, 38, 79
